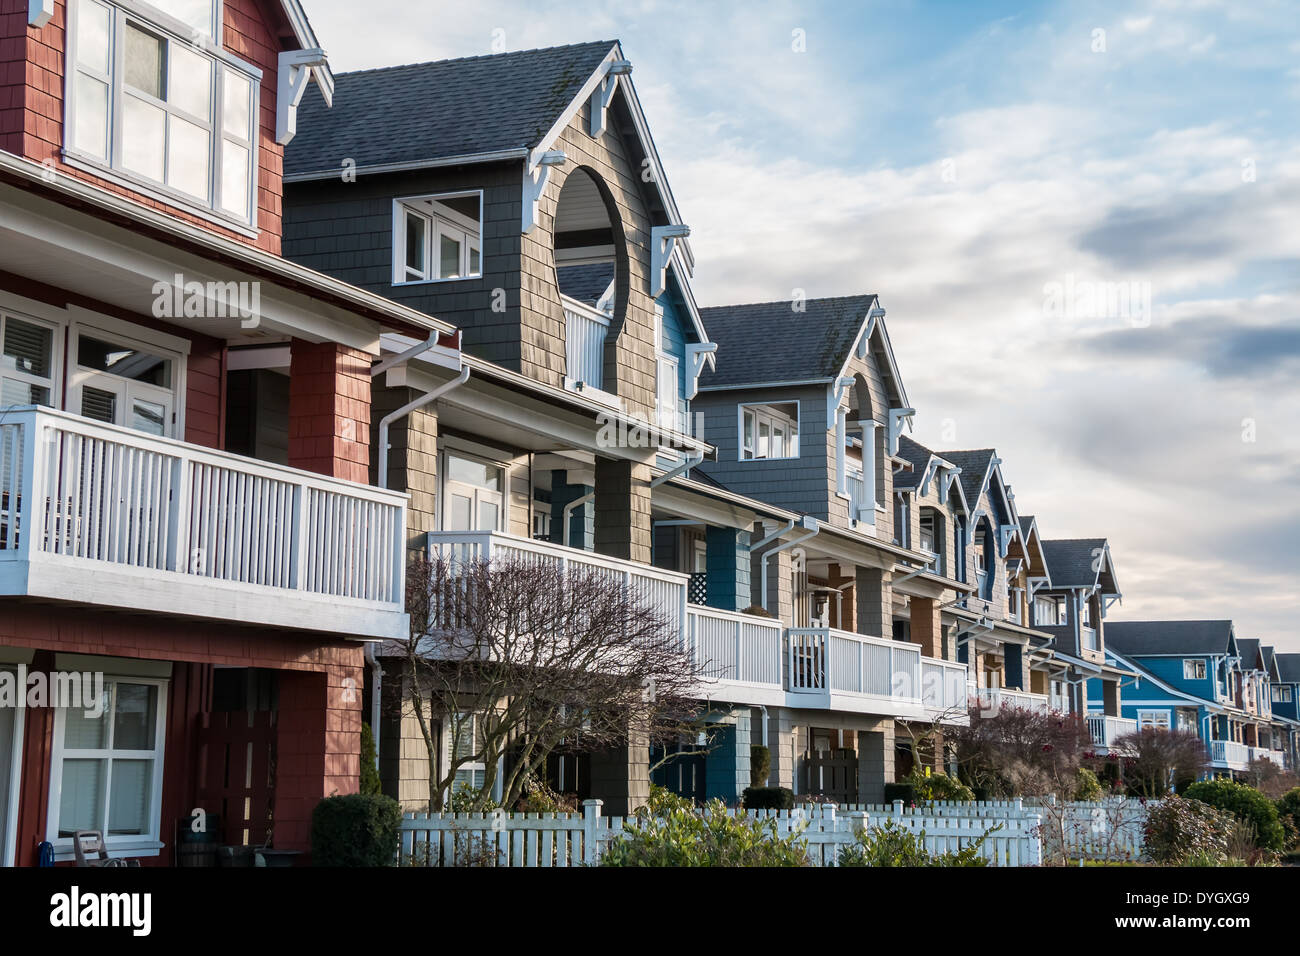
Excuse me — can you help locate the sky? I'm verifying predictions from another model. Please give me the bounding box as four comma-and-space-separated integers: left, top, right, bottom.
302, 0, 1300, 651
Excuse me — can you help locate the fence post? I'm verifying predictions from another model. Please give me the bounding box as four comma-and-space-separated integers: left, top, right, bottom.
582, 799, 604, 867
892, 799, 904, 816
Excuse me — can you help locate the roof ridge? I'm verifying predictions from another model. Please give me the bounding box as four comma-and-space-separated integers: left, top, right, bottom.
334, 40, 618, 79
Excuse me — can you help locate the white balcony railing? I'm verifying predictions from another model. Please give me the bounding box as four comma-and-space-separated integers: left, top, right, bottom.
426, 529, 687, 640
1080, 625, 1100, 651
1210, 739, 1250, 769
563, 297, 610, 392
846, 470, 870, 522
971, 684, 1052, 715
1087, 714, 1138, 750
1049, 692, 1071, 714
685, 604, 784, 705
1248, 746, 1283, 768
0, 406, 408, 637
787, 627, 924, 715
922, 657, 969, 716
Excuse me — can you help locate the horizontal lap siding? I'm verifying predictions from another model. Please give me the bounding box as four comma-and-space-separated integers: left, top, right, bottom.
11, 0, 287, 253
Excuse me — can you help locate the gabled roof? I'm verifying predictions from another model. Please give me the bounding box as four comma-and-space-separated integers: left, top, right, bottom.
1261, 645, 1281, 681
697, 295, 879, 390
1278, 653, 1300, 684
1013, 514, 1050, 582
1105, 648, 1233, 713
1236, 637, 1262, 671
286, 41, 616, 177
939, 449, 995, 512
1105, 620, 1236, 657
1041, 537, 1119, 593
896, 435, 969, 512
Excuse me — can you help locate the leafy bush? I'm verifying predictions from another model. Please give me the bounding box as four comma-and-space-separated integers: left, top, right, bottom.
515, 773, 578, 813
1184, 779, 1285, 851
359, 722, 382, 797
1073, 767, 1104, 801
909, 769, 975, 803
601, 799, 809, 867
1276, 787, 1300, 850
1142, 795, 1233, 864
741, 786, 795, 810
838, 820, 991, 867
883, 783, 916, 805
311, 793, 402, 867
750, 745, 771, 787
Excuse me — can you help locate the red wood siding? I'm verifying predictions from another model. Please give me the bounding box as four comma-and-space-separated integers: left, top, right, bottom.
3, 604, 364, 865
2, 0, 290, 253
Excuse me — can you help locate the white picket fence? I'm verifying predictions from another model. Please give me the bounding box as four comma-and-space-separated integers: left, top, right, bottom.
396, 799, 1042, 867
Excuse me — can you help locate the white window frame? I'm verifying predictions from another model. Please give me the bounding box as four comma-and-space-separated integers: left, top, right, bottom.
45, 675, 168, 859
1272, 685, 1292, 703
440, 448, 507, 533
738, 401, 799, 462
1183, 659, 1207, 681
69, 320, 185, 438
63, 0, 261, 231
445, 713, 502, 804
392, 191, 484, 286
0, 310, 63, 410
1137, 709, 1171, 731
0, 665, 24, 868
653, 304, 682, 432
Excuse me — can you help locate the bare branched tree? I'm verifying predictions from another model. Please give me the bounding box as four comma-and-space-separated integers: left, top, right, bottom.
950, 704, 1093, 799
395, 554, 708, 812
1113, 728, 1207, 797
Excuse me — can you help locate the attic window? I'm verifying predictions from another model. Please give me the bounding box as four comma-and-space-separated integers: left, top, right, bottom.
393, 192, 483, 284
740, 403, 798, 461
1183, 659, 1207, 681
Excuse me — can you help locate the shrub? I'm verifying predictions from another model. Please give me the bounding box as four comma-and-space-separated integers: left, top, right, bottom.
883, 783, 916, 806
311, 793, 402, 867
1073, 767, 1104, 802
741, 786, 795, 810
1276, 787, 1300, 850
838, 820, 992, 867
750, 745, 771, 787
1184, 779, 1285, 852
515, 773, 578, 813
1142, 795, 1233, 865
359, 722, 381, 797
910, 769, 975, 803
601, 799, 809, 866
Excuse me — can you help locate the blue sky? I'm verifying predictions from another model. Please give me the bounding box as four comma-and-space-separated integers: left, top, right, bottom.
306, 0, 1300, 650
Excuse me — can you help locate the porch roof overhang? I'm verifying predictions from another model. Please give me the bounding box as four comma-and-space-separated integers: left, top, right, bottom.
0, 153, 454, 352
892, 563, 974, 600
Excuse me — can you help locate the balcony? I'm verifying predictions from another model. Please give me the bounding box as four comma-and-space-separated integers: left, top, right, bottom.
426, 529, 687, 639
685, 604, 785, 706
563, 297, 610, 393
922, 657, 970, 721
1247, 746, 1284, 769
1209, 739, 1250, 771
1087, 714, 1138, 751
970, 684, 1052, 715
787, 627, 927, 718
0, 407, 408, 638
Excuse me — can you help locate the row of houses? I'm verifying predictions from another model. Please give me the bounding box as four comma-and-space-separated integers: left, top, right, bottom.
0, 0, 1293, 865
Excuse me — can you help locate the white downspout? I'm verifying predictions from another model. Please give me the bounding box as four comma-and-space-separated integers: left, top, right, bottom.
561, 492, 595, 547
378, 365, 471, 489
758, 524, 819, 612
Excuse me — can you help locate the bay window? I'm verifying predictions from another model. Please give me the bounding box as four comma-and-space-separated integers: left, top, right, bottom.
67, 0, 259, 225
48, 678, 167, 854
393, 193, 483, 284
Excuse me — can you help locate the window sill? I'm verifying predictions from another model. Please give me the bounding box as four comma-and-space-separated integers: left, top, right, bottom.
740, 455, 801, 463
392, 275, 483, 287
49, 839, 165, 864
61, 150, 259, 238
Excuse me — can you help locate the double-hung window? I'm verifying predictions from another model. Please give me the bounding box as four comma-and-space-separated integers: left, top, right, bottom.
394, 193, 483, 283
654, 305, 682, 432
68, 0, 260, 225
740, 403, 798, 461
1, 312, 57, 408
48, 678, 167, 854
1137, 710, 1171, 731
1183, 659, 1207, 681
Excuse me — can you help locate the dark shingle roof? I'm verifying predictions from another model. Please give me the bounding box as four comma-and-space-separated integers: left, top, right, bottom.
1019, 515, 1036, 536
1278, 653, 1300, 683
1041, 538, 1108, 587
896, 434, 934, 474
937, 449, 995, 508
1105, 621, 1235, 657
1236, 638, 1261, 668
285, 41, 617, 177
556, 264, 614, 307
697, 295, 876, 389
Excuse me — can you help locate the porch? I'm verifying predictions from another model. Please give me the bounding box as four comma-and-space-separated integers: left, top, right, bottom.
1087, 713, 1138, 751
1209, 739, 1250, 772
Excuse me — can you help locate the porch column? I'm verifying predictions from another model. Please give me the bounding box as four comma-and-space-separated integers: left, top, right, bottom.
593, 459, 652, 563
1004, 643, 1026, 690
909, 596, 944, 659
763, 708, 796, 790
1103, 678, 1121, 717
857, 721, 895, 804
588, 718, 650, 816
275, 659, 364, 856
705, 525, 750, 611
289, 340, 372, 483
855, 566, 891, 638
703, 711, 752, 802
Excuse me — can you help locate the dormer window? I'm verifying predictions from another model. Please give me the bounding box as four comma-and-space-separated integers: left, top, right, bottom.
740, 403, 798, 461
1183, 659, 1207, 681
393, 192, 483, 284
66, 0, 259, 225
1274, 685, 1293, 703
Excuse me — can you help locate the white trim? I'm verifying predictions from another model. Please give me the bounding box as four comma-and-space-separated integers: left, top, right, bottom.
284, 149, 531, 183
45, 675, 169, 859
738, 401, 799, 462
68, 315, 187, 439
392, 191, 485, 286
0, 667, 24, 868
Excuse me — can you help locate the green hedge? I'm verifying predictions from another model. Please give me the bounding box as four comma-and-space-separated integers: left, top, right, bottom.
741, 786, 795, 810
311, 793, 403, 866
1183, 779, 1284, 851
